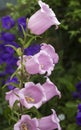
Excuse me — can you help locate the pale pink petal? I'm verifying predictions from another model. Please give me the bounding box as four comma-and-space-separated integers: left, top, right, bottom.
28, 0, 60, 35
42, 78, 61, 101
5, 88, 20, 108
38, 109, 61, 130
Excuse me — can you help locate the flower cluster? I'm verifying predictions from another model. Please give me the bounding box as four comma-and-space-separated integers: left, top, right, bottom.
4, 0, 61, 130
0, 14, 40, 87
14, 109, 61, 130
0, 32, 18, 80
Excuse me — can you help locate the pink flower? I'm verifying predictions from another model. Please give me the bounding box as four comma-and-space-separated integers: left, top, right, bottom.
42, 78, 61, 102
28, 0, 60, 35
19, 82, 46, 109
14, 115, 39, 130
38, 109, 61, 130
41, 43, 59, 64
5, 88, 20, 108
25, 51, 54, 76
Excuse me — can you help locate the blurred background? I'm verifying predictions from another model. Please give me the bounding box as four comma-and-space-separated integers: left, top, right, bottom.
0, 0, 81, 130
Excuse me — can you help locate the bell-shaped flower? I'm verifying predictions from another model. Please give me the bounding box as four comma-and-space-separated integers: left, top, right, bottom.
14, 115, 39, 130
19, 82, 46, 109
38, 109, 61, 130
41, 43, 59, 64
28, 0, 60, 35
5, 88, 20, 108
25, 51, 54, 76
42, 78, 61, 102
1, 15, 15, 30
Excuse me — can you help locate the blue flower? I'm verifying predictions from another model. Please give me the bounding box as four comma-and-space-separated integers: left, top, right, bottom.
6, 77, 19, 90
24, 43, 40, 55
76, 111, 81, 126
1, 15, 15, 30
72, 81, 81, 99
72, 92, 79, 99
2, 32, 15, 42
18, 17, 26, 32
76, 81, 81, 92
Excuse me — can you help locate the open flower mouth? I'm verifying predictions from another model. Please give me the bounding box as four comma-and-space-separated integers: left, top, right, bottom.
20, 123, 28, 130
25, 96, 35, 103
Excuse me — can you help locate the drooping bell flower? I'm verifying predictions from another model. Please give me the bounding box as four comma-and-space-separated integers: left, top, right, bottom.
41, 43, 59, 64
14, 115, 39, 130
1, 15, 15, 30
19, 82, 46, 109
5, 88, 20, 108
28, 0, 60, 35
38, 109, 61, 130
42, 78, 61, 102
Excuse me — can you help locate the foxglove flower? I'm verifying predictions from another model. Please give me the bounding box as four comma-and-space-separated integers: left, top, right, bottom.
1, 15, 15, 29
19, 82, 46, 109
42, 78, 61, 102
14, 115, 39, 130
5, 88, 20, 108
38, 109, 61, 130
28, 0, 60, 35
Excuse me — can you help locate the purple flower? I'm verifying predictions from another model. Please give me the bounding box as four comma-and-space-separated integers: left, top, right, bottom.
28, 0, 60, 35
78, 104, 81, 112
24, 43, 40, 56
18, 17, 26, 32
5, 88, 20, 108
6, 77, 19, 90
1, 15, 15, 29
72, 92, 79, 99
14, 115, 39, 130
38, 109, 61, 130
2, 32, 15, 42
76, 111, 81, 126
76, 81, 81, 92
72, 81, 81, 99
19, 82, 46, 109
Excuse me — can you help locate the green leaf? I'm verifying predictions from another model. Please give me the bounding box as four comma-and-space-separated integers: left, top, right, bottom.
18, 37, 24, 45
5, 44, 17, 52
24, 107, 42, 118
65, 102, 77, 108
